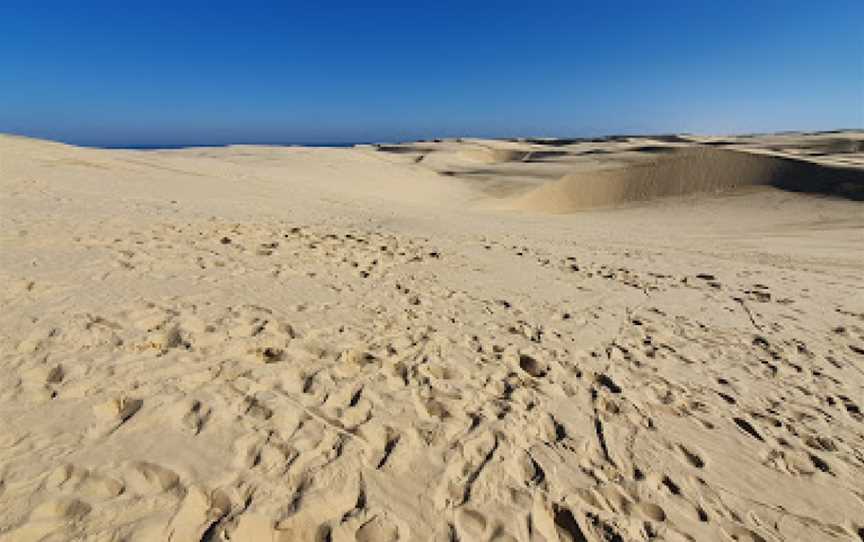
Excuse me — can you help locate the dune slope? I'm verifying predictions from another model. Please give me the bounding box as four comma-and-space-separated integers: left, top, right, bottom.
511, 147, 864, 212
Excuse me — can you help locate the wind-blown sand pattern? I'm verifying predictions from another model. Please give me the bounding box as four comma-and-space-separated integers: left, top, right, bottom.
1, 132, 863, 541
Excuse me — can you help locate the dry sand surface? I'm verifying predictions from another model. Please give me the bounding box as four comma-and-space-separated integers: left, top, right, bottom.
1, 131, 863, 541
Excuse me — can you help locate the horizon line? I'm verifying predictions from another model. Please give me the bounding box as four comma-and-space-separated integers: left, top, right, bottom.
2, 128, 862, 151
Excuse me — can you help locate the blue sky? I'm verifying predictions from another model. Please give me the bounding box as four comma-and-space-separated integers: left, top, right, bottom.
1, 1, 861, 146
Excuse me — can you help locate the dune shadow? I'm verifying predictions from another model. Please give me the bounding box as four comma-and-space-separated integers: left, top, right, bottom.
630, 146, 679, 154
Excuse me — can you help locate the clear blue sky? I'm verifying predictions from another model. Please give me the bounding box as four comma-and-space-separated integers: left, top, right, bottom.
1, 1, 861, 146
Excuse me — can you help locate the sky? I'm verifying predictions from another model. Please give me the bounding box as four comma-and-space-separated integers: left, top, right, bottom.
0, 1, 861, 146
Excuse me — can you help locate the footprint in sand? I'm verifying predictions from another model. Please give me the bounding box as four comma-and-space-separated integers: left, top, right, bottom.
88, 395, 143, 437
455, 508, 487, 540
164, 485, 231, 541
124, 461, 180, 495
163, 398, 211, 434
677, 444, 706, 469
43, 464, 124, 499
514, 352, 547, 378
354, 515, 401, 542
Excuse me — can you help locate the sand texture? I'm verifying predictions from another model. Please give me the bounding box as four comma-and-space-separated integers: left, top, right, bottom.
1, 131, 863, 541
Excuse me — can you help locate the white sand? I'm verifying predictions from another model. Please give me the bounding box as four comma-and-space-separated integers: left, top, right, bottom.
1, 132, 863, 541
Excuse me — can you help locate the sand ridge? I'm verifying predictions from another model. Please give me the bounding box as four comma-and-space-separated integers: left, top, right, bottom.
510, 147, 864, 212
1, 132, 863, 541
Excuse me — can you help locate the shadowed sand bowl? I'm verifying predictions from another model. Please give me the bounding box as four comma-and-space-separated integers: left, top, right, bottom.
1, 132, 863, 541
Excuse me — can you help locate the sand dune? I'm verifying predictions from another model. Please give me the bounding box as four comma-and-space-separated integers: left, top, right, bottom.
460, 146, 533, 164
1, 132, 863, 541
511, 147, 864, 212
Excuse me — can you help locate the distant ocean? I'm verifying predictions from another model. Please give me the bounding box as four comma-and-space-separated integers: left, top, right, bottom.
98, 142, 366, 150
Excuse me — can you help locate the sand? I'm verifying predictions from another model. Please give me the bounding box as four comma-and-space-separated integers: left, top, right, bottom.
0, 131, 863, 541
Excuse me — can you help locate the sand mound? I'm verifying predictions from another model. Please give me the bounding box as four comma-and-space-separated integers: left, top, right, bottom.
461, 146, 532, 163
460, 146, 572, 164
511, 147, 864, 212
802, 137, 864, 154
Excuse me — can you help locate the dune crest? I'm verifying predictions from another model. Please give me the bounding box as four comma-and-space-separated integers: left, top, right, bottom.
510, 147, 864, 212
